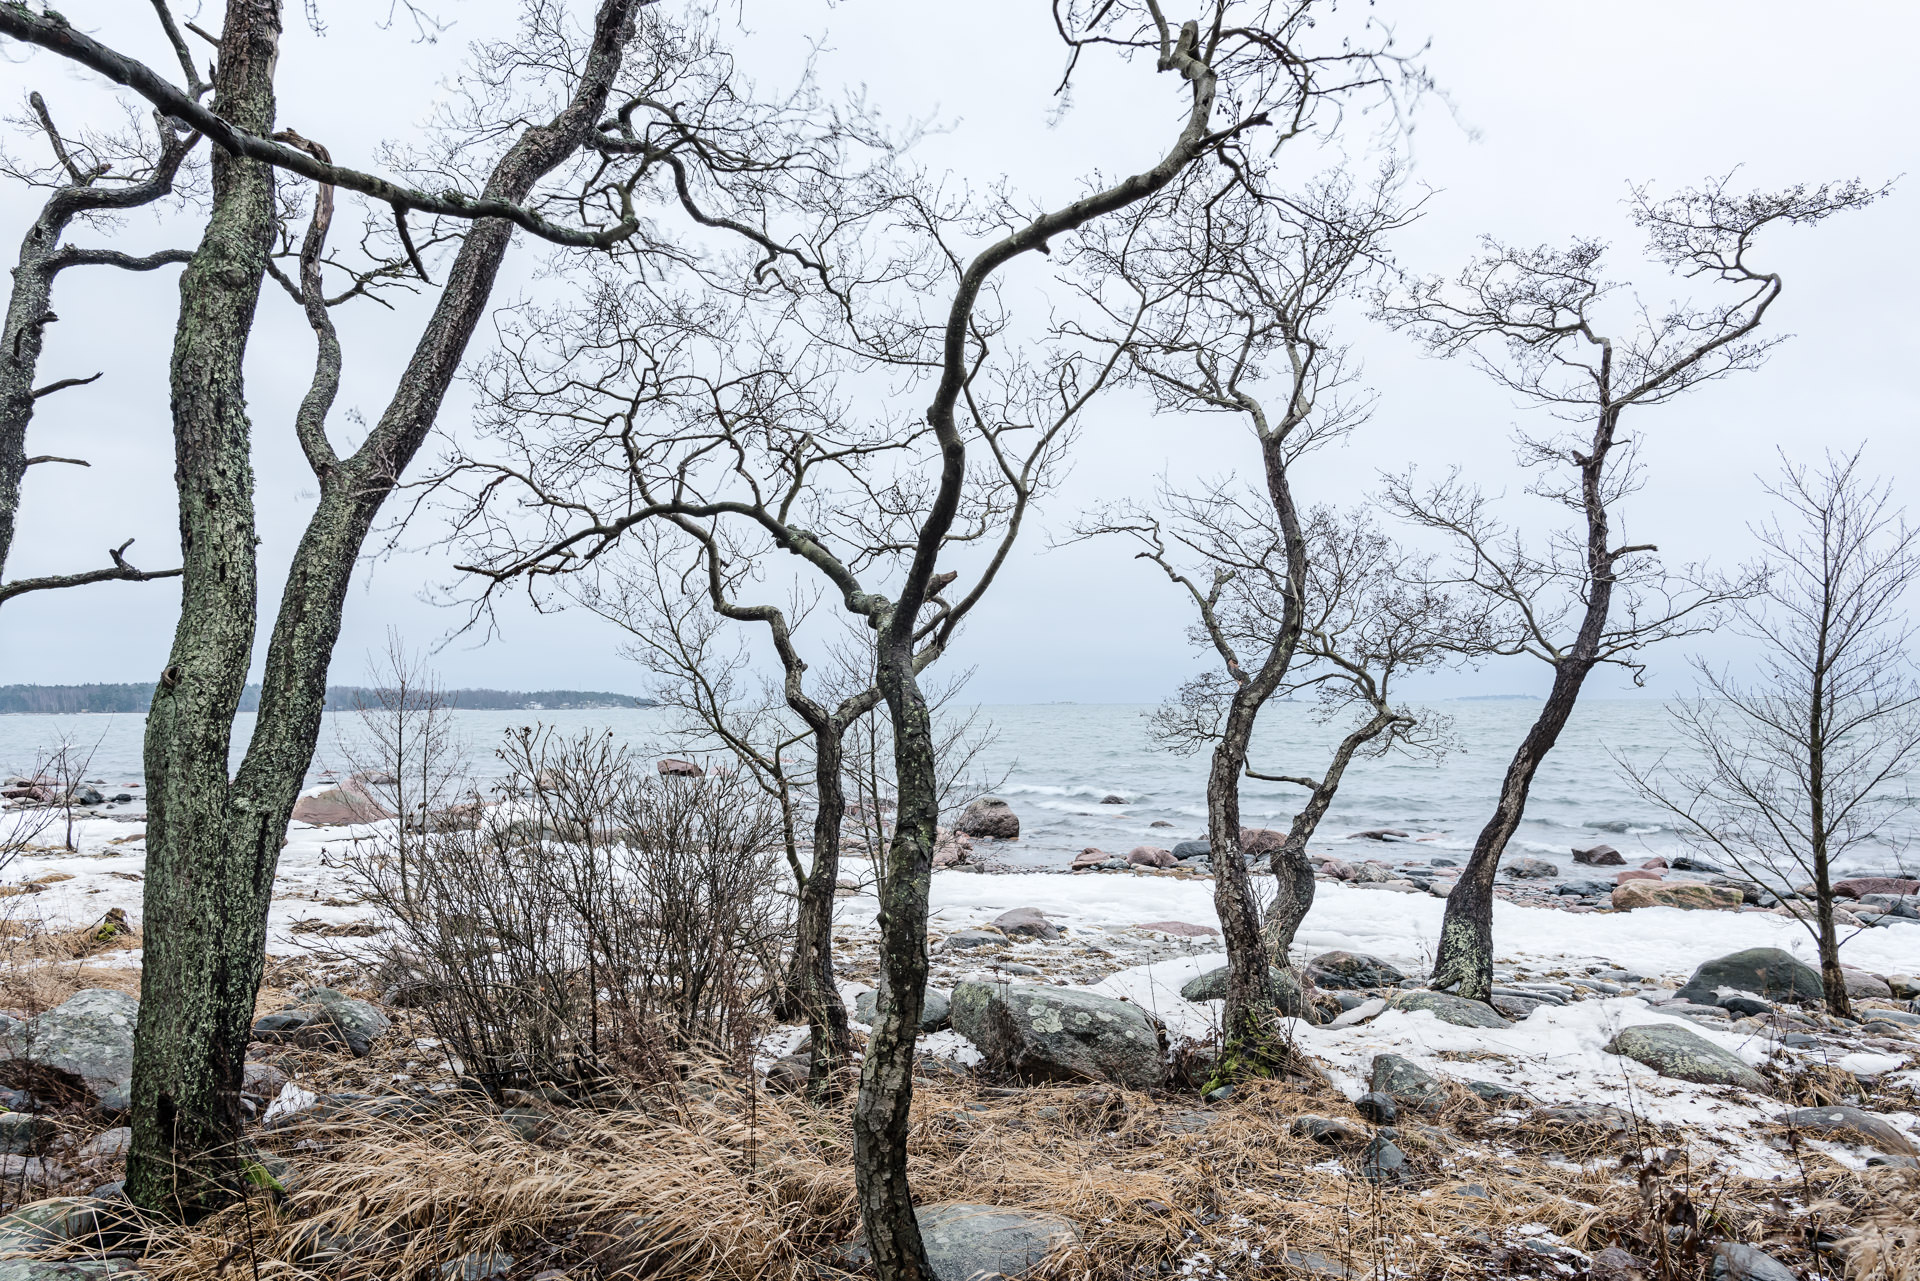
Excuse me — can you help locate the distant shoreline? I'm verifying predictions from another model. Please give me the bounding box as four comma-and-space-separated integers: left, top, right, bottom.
0, 683, 656, 715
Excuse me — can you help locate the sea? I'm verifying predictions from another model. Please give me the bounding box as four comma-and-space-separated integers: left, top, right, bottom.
3, 698, 1908, 879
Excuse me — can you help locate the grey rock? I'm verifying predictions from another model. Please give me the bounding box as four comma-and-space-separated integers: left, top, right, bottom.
1605, 1024, 1767, 1091
71, 1128, 130, 1165
1558, 880, 1615, 896
1369, 1054, 1449, 1114
1676, 948, 1824, 1008
854, 986, 952, 1033
0, 1198, 140, 1257
440, 1251, 513, 1281
847, 1204, 1076, 1281
1539, 1103, 1640, 1134
1466, 1080, 1521, 1104
1178, 966, 1308, 1018
1844, 968, 1894, 999
3, 991, 139, 1109
1305, 951, 1406, 990
0, 1112, 48, 1156
1492, 994, 1548, 1020
1353, 1091, 1397, 1124
1281, 1248, 1354, 1279
1385, 991, 1512, 1029
1290, 1114, 1368, 1147
1781, 1105, 1916, 1155
0, 1263, 145, 1279
241, 1061, 290, 1099
1171, 841, 1211, 860
943, 930, 1004, 951
1360, 1134, 1411, 1186
950, 982, 1164, 1090
991, 908, 1060, 940
956, 797, 1020, 840
1672, 856, 1727, 875
1719, 994, 1773, 1018
1503, 857, 1559, 879
1572, 845, 1626, 866
253, 988, 391, 1058
1859, 893, 1920, 918
1711, 1243, 1794, 1281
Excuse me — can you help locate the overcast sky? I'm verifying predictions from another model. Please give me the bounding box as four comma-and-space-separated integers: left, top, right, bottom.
2, 1, 1915, 703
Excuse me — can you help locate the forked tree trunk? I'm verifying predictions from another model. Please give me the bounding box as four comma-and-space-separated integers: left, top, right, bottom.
124, 0, 643, 1215
1208, 695, 1277, 1041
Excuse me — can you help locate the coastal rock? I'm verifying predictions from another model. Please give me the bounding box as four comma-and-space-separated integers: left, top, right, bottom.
1100, 795, 1126, 805
1306, 951, 1405, 990
1319, 858, 1355, 879
1604, 1024, 1766, 1090
1360, 1134, 1411, 1186
992, 908, 1061, 940
956, 797, 1020, 841
1239, 827, 1285, 857
1171, 841, 1211, 860
1611, 881, 1743, 911
1369, 1054, 1448, 1114
1540, 1103, 1640, 1135
1070, 847, 1109, 870
1126, 846, 1176, 869
656, 758, 703, 777
1503, 857, 1559, 879
846, 1203, 1076, 1281
1133, 921, 1219, 938
1492, 994, 1548, 1020
1676, 948, 1823, 1007
1616, 869, 1664, 884
1843, 968, 1893, 999
943, 930, 1003, 951
933, 829, 974, 867
1671, 856, 1726, 875
1179, 966, 1308, 1017
950, 981, 1164, 1090
1711, 1243, 1795, 1281
1572, 844, 1626, 866
1348, 829, 1410, 841
1780, 1105, 1915, 1154
0, 1197, 140, 1258
1834, 877, 1920, 898
2, 991, 138, 1109
854, 986, 952, 1033
1859, 893, 1920, 918
1350, 863, 1396, 883
1290, 1114, 1368, 1147
1558, 879, 1615, 897
1353, 1092, 1397, 1124
251, 988, 390, 1058
1385, 991, 1511, 1029
290, 786, 392, 827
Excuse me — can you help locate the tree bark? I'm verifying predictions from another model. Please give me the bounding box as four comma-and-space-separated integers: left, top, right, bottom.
796, 719, 854, 1100
123, 0, 643, 1215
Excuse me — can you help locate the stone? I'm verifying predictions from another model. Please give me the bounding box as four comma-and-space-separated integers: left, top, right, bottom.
1539, 1103, 1639, 1134
1239, 827, 1285, 857
2, 991, 138, 1109
1843, 968, 1893, 999
1592, 1247, 1650, 1281
1671, 856, 1726, 874
1604, 1024, 1766, 1090
1305, 951, 1406, 990
1132, 920, 1219, 938
950, 982, 1164, 1090
933, 829, 974, 868
1676, 948, 1824, 1008
1492, 994, 1547, 1020
1360, 1134, 1411, 1186
1149, 820, 1173, 828
1281, 1248, 1354, 1280
0, 1112, 48, 1156
252, 988, 391, 1058
900, 1204, 1076, 1281
1860, 893, 1920, 918
656, 758, 703, 777
71, 1128, 130, 1165
1349, 863, 1396, 884
1070, 847, 1109, 870
441, 1251, 514, 1280
1719, 994, 1773, 1018
0, 1261, 145, 1279
991, 908, 1061, 940
1711, 1243, 1795, 1281
854, 986, 951, 1033
1834, 877, 1920, 898
1780, 1105, 1916, 1155
1354, 1092, 1397, 1124
1171, 841, 1212, 860
1126, 845, 1176, 869
1348, 829, 1410, 841
1616, 868, 1664, 884
1558, 879, 1615, 896
1385, 991, 1511, 1029
1178, 966, 1308, 1018
1100, 795, 1125, 805
1503, 857, 1559, 879
1465, 1080, 1520, 1104
290, 786, 392, 826
0, 1198, 139, 1258
1290, 1114, 1368, 1147
955, 797, 1020, 841
1612, 881, 1743, 911
943, 930, 1003, 951
1572, 844, 1626, 866
1369, 1054, 1448, 1114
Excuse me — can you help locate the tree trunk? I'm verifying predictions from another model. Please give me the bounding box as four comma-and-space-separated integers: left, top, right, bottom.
850, 631, 934, 1281
799, 722, 854, 1100
1208, 693, 1276, 1041
123, 0, 643, 1215
123, 0, 283, 1219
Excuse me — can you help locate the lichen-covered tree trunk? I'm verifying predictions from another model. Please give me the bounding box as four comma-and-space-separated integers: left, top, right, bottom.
851, 627, 935, 1281
1208, 693, 1277, 1041
124, 0, 642, 1216
798, 723, 854, 1099
124, 0, 283, 1219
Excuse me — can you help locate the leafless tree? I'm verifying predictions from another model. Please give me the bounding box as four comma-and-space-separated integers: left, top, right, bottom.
1378, 174, 1883, 1003
1624, 450, 1920, 1018
1068, 162, 1427, 1052
3, 0, 870, 1216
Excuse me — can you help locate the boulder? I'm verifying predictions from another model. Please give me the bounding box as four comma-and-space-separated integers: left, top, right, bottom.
1305, 951, 1406, 990
1572, 844, 1626, 866
1780, 1105, 1916, 1155
251, 988, 391, 1058
1348, 829, 1410, 841
290, 786, 392, 827
1859, 893, 1920, 919
955, 797, 1020, 841
854, 987, 952, 1033
1290, 1114, 1368, 1147
1834, 877, 1920, 899
1319, 858, 1355, 879
1558, 879, 1614, 897
1239, 827, 1285, 857
0, 1197, 140, 1258
657, 758, 703, 777
1604, 1024, 1766, 1090
933, 829, 974, 868
1350, 863, 1396, 884
1611, 881, 1743, 911
949, 982, 1164, 1090
1671, 856, 1725, 874
1126, 846, 1176, 869
1353, 1092, 1397, 1124
1360, 1134, 1411, 1186
1539, 1103, 1639, 1135
1070, 847, 1109, 870
1503, 857, 1559, 879
848, 1203, 1076, 1281
1843, 968, 1893, 999
943, 930, 1003, 951
1132, 920, 1219, 938
1369, 1054, 1448, 1114
1615, 868, 1664, 884
991, 908, 1061, 940
1171, 841, 1212, 861
1385, 991, 1511, 1029
1675, 948, 1824, 1008
1100, 795, 1126, 805
1178, 966, 1307, 1018
1711, 1243, 1795, 1281
2, 991, 138, 1109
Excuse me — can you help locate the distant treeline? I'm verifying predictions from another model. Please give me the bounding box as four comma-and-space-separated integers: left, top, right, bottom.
0, 684, 655, 714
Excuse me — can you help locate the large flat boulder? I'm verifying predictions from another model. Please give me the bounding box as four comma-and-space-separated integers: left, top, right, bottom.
1604, 1023, 1766, 1091
1612, 881, 1742, 911
950, 982, 1164, 1090
846, 1204, 1076, 1281
1369, 1053, 1448, 1114
1, 991, 137, 1109
290, 785, 392, 827
1835, 877, 1920, 899
1305, 951, 1406, 990
955, 797, 1020, 840
1780, 1105, 1916, 1155
1178, 966, 1307, 1018
854, 986, 951, 1032
1385, 991, 1511, 1029
1676, 948, 1823, 1007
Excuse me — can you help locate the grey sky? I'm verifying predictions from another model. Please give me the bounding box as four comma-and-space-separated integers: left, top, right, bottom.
2, 1, 1914, 703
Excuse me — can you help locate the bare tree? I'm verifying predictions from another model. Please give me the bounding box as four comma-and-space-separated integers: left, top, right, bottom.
4, 0, 859, 1216
1378, 174, 1882, 1003
1069, 163, 1420, 1053
1625, 451, 1920, 1018
0, 85, 199, 605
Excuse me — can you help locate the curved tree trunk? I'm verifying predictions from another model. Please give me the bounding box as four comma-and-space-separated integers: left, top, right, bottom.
798, 724, 854, 1099
1208, 695, 1276, 1042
